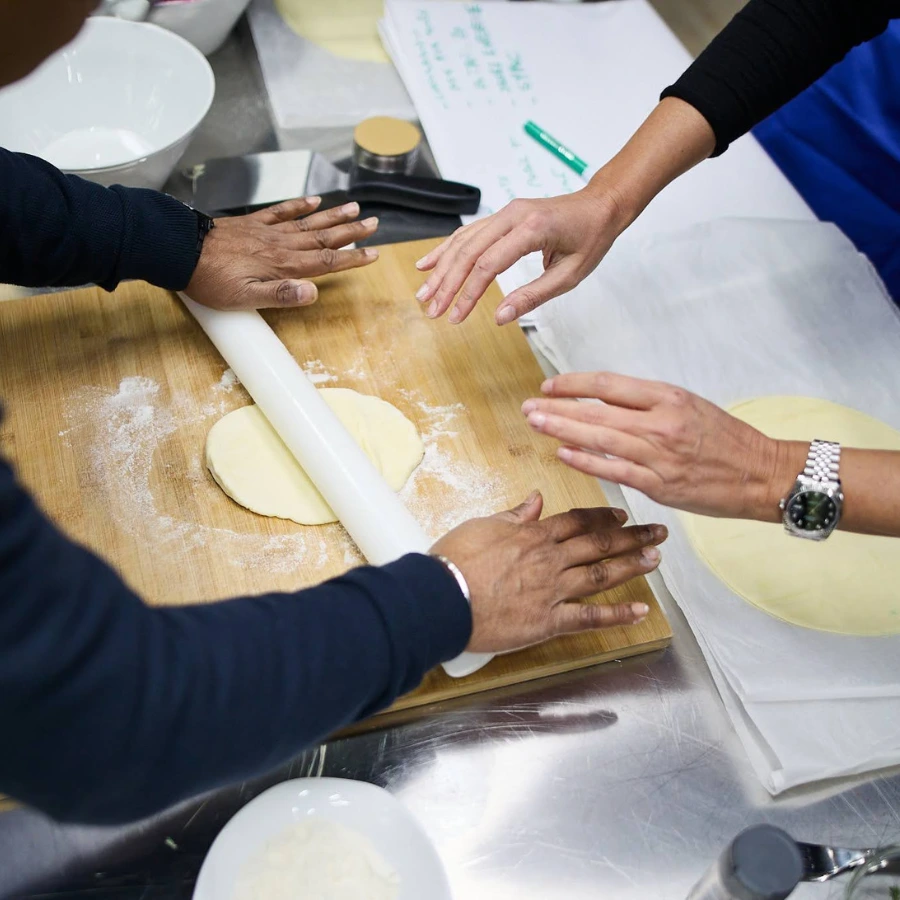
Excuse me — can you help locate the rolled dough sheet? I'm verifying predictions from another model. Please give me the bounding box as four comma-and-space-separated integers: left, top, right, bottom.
274, 0, 390, 64
206, 388, 424, 526
683, 396, 900, 636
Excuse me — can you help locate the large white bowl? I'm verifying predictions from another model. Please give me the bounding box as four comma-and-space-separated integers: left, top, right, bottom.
194, 778, 452, 900
0, 17, 215, 190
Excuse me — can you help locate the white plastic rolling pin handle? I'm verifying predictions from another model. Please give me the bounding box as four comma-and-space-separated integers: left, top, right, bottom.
179, 294, 492, 678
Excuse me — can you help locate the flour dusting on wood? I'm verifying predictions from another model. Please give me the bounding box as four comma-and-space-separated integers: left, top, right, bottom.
61, 374, 356, 574
60, 357, 504, 573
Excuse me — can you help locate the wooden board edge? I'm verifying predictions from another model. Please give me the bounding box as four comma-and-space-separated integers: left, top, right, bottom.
335, 640, 673, 738
389, 636, 673, 713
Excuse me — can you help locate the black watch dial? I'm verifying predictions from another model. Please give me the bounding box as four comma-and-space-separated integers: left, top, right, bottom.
786, 490, 837, 532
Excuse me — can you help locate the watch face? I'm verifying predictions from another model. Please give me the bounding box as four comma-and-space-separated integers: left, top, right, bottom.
786, 490, 837, 532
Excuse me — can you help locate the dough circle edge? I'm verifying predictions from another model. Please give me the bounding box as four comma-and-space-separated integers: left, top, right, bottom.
274, 0, 391, 64
682, 396, 900, 636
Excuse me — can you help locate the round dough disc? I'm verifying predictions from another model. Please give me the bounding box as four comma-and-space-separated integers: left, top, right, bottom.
206, 388, 424, 526
682, 396, 900, 636
274, 0, 390, 64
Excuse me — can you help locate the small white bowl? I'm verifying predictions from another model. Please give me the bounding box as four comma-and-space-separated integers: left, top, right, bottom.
0, 17, 215, 190
194, 777, 452, 900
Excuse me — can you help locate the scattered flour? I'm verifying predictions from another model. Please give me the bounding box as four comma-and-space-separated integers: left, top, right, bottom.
61, 375, 356, 574
399, 396, 504, 539
60, 361, 504, 573
214, 368, 240, 393
301, 359, 338, 385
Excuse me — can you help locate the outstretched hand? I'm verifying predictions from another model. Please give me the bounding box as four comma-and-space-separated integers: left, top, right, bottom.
414, 188, 629, 326
523, 372, 793, 520
185, 197, 380, 311
431, 491, 666, 654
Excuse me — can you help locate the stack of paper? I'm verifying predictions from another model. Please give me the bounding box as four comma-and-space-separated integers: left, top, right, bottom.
381, 0, 812, 311
532, 218, 900, 794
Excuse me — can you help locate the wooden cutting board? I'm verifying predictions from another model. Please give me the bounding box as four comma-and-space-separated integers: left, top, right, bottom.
0, 238, 670, 713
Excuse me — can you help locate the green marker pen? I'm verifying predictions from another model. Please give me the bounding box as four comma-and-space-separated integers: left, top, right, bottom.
524, 120, 592, 180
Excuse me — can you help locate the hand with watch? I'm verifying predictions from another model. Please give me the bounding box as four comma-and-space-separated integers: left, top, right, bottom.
520, 371, 900, 540
183, 197, 381, 311
779, 440, 843, 540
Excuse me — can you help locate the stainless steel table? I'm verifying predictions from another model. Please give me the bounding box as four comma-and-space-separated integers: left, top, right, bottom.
2, 21, 899, 900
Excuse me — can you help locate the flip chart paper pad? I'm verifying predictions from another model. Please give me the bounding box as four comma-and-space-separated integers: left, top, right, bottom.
275, 0, 389, 63
683, 397, 900, 637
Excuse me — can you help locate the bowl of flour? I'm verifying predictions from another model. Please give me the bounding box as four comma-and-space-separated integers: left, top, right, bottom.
194, 777, 451, 900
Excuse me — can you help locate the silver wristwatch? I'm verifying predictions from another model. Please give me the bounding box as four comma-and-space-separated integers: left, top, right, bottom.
779, 439, 843, 540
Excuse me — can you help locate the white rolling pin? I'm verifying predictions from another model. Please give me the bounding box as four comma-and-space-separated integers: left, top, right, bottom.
180, 294, 491, 679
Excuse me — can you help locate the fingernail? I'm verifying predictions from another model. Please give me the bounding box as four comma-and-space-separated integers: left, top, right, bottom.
652, 524, 668, 541
297, 282, 317, 305
449, 308, 462, 324
612, 508, 628, 524
341, 202, 360, 215
307, 195, 322, 205
558, 447, 573, 461
631, 602, 650, 619
416, 283, 430, 302
427, 301, 438, 318
526, 490, 540, 504
415, 256, 430, 270
541, 378, 554, 394
364, 248, 379, 259
496, 306, 515, 326
363, 217, 379, 227
521, 399, 537, 415
527, 411, 546, 428
642, 547, 660, 564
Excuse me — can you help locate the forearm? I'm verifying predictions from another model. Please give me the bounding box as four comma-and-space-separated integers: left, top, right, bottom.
756, 442, 900, 537
662, 0, 898, 155
583, 97, 716, 233
0, 148, 198, 291
0, 452, 469, 823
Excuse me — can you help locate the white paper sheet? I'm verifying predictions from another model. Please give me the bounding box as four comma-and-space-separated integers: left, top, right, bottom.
532, 218, 900, 791
381, 0, 813, 315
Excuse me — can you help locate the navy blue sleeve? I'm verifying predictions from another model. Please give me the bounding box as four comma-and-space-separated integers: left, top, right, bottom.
0, 446, 471, 824
0, 148, 199, 291
661, 0, 900, 156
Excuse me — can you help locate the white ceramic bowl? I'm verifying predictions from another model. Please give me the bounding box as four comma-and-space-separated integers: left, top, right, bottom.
194, 778, 452, 900
0, 17, 215, 190
149, 0, 253, 57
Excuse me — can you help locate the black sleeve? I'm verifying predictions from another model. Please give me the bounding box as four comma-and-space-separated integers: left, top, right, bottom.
0, 148, 200, 291
661, 0, 900, 155
0, 447, 471, 824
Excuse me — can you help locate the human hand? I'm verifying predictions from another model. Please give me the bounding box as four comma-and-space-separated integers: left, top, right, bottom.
429, 491, 666, 653
413, 187, 629, 326
523, 372, 798, 520
185, 197, 380, 310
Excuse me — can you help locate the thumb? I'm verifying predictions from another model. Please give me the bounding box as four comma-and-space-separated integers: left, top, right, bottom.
238, 279, 318, 310
497, 490, 543, 525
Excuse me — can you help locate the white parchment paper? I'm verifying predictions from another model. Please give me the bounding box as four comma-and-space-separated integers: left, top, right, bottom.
533, 219, 900, 791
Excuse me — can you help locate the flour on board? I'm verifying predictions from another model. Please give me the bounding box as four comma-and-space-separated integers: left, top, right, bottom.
213, 368, 240, 393
60, 359, 505, 571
